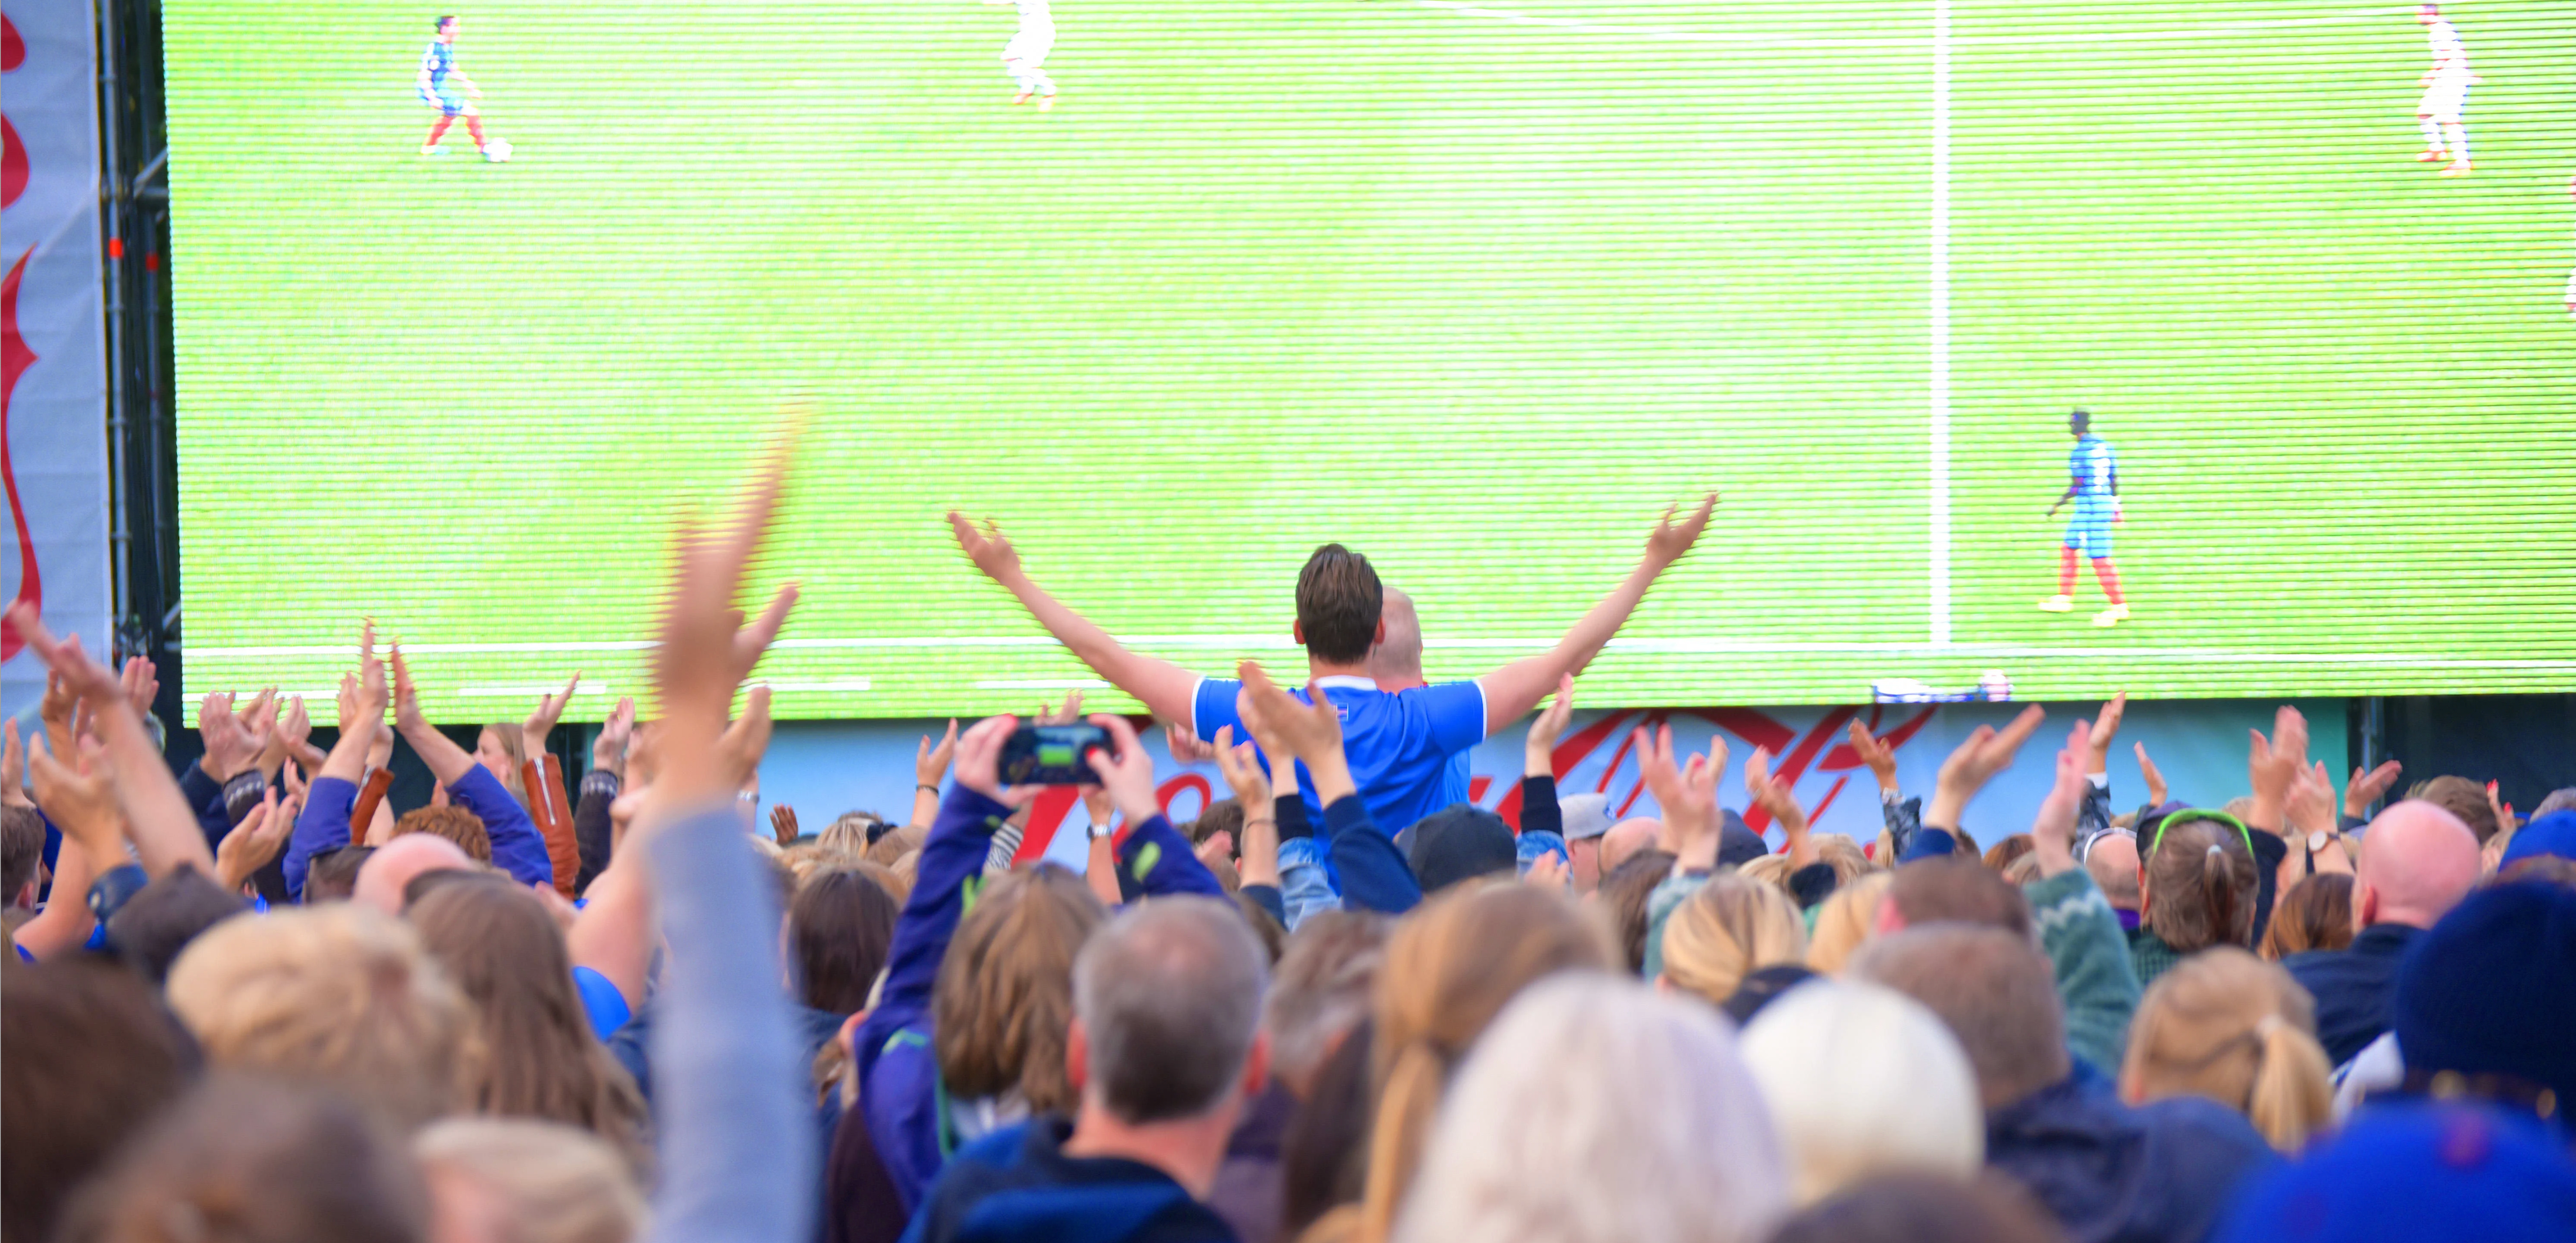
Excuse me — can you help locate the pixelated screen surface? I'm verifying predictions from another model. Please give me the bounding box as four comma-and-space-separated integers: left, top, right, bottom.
164, 0, 2576, 720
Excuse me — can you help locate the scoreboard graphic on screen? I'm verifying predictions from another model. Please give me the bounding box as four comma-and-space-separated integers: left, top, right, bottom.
163, 0, 2576, 720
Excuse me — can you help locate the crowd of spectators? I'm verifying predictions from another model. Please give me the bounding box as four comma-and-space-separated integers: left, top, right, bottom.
5, 450, 2574, 1243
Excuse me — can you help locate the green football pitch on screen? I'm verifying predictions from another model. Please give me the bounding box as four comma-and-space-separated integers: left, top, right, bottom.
164, 0, 2576, 721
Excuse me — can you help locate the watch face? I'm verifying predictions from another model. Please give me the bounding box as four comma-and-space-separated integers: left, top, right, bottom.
2308, 831, 2331, 853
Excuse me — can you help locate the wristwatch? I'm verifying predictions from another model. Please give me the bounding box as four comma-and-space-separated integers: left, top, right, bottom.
1088, 818, 1117, 840
2307, 829, 2331, 854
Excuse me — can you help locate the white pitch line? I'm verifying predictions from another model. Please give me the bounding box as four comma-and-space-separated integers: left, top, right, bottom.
1930, 0, 1952, 647
190, 635, 2576, 672
1408, 2, 2409, 49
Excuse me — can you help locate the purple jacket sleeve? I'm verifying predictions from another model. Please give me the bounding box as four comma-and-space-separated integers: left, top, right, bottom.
1326, 794, 1421, 915
851, 784, 1014, 1214
283, 776, 358, 902
448, 763, 552, 888
1114, 813, 1227, 899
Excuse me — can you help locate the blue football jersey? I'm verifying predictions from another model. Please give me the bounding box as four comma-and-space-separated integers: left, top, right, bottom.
1193, 674, 1487, 835
2069, 435, 2116, 502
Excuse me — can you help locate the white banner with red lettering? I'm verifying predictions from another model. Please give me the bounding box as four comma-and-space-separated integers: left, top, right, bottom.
1, 0, 115, 711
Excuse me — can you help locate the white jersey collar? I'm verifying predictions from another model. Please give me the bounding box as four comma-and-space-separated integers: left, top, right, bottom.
1312, 675, 1378, 691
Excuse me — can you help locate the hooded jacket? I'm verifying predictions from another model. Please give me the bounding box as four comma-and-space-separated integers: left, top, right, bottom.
899, 1119, 1234, 1243
1986, 1065, 2278, 1243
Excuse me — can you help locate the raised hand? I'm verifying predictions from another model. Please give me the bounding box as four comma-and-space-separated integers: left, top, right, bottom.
650, 430, 799, 811
916, 718, 960, 788
719, 685, 775, 790
770, 804, 800, 847
1163, 721, 1218, 765
1637, 722, 1724, 867
119, 656, 160, 718
1209, 726, 1272, 809
947, 511, 1023, 583
2344, 760, 2403, 822
2135, 741, 2168, 808
215, 789, 294, 894
1083, 714, 1161, 826
278, 696, 326, 772
199, 692, 262, 781
2087, 693, 2127, 775
1643, 493, 1719, 567
1236, 661, 1352, 803
349, 622, 387, 727
1745, 745, 1816, 865
390, 642, 430, 737
2485, 781, 2515, 837
40, 670, 80, 764
2246, 705, 2308, 834
524, 672, 583, 749
1, 720, 27, 808
2286, 759, 2337, 840
1845, 718, 1899, 794
952, 714, 1041, 809
1524, 674, 1574, 777
29, 733, 122, 867
1926, 705, 2047, 831
595, 696, 638, 777
2028, 719, 2092, 877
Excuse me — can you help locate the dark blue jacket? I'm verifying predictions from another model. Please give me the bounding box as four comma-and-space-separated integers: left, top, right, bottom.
1987, 1065, 2278, 1243
898, 1119, 1232, 1243
1319, 795, 1420, 916
2284, 922, 2421, 1068
853, 786, 1224, 1217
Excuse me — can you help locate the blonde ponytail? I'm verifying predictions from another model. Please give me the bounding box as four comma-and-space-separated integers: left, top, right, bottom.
1359, 1041, 1445, 1243
2243, 1014, 2335, 1151
2122, 947, 2333, 1153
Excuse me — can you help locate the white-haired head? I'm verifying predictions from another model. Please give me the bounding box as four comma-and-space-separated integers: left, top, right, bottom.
1739, 979, 1984, 1205
1393, 972, 1788, 1243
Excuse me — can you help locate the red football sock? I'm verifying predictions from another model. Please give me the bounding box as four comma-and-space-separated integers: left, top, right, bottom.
2092, 559, 2124, 606
2058, 547, 2078, 595
425, 115, 455, 146
466, 116, 488, 146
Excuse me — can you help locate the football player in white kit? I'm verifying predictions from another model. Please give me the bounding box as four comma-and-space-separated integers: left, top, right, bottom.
985, 0, 1057, 110
2414, 4, 2476, 178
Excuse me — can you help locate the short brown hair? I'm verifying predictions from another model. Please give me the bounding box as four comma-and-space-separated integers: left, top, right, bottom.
1188, 797, 1246, 859
790, 867, 900, 1015
394, 805, 493, 863
2142, 814, 2258, 953
1888, 858, 2032, 939
1851, 925, 2069, 1110
306, 846, 376, 904
2, 804, 47, 900
1983, 834, 2034, 874
2, 959, 200, 1243
1295, 544, 1382, 665
933, 866, 1106, 1113
2259, 873, 2354, 961
54, 1074, 429, 1243
2406, 776, 2499, 843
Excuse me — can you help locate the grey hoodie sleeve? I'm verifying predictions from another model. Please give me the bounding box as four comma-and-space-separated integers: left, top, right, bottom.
644, 804, 815, 1243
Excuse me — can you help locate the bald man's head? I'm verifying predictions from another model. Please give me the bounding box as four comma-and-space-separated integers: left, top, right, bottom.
1599, 817, 1662, 876
2355, 800, 2482, 932
352, 834, 474, 914
1365, 588, 1425, 688
2085, 834, 2140, 911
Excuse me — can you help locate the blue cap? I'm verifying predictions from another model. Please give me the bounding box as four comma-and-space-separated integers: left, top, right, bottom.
2213, 1103, 2576, 1243
1900, 827, 1958, 864
2501, 809, 2576, 870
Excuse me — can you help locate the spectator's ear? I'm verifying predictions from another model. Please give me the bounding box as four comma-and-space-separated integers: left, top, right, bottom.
1238, 1032, 1272, 1101
1065, 1017, 1092, 1096
1290, 619, 1306, 646
1373, 617, 1387, 646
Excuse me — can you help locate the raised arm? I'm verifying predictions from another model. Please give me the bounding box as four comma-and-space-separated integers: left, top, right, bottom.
1088, 714, 1226, 899
949, 511, 1200, 725
630, 431, 812, 1243
1475, 495, 1715, 733
394, 643, 552, 887
10, 605, 218, 880
17, 731, 106, 959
